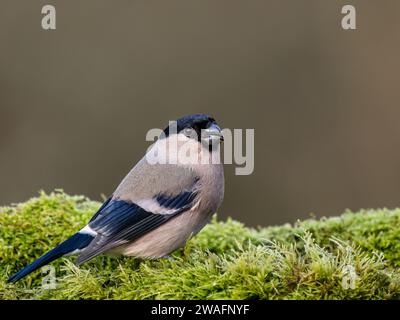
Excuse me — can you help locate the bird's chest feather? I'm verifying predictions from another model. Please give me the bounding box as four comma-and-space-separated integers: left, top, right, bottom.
117, 164, 224, 259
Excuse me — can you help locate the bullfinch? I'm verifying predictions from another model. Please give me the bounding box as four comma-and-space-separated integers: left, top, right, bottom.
8, 114, 224, 283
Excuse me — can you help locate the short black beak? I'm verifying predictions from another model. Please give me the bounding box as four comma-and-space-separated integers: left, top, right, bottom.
204, 123, 224, 141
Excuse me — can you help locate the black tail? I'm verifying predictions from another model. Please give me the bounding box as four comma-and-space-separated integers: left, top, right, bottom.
7, 232, 94, 283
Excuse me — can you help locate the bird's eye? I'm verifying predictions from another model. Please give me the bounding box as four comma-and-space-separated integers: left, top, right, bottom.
184, 128, 192, 134
184, 127, 195, 137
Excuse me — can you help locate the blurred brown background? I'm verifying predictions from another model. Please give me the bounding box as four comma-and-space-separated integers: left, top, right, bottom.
0, 1, 399, 226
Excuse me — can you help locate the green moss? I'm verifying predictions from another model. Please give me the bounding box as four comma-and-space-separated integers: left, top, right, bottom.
1, 190, 399, 299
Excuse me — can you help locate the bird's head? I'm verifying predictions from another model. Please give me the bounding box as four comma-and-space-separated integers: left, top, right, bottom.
163, 114, 224, 146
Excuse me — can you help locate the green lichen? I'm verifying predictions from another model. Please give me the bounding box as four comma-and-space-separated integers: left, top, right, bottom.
1, 190, 399, 299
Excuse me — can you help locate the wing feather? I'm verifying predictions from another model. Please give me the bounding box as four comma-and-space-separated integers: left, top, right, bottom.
76, 189, 198, 265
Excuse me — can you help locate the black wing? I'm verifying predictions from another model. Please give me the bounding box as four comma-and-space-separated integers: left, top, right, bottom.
76, 190, 197, 265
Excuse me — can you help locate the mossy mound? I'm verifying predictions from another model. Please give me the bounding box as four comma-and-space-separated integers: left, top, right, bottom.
1, 190, 399, 299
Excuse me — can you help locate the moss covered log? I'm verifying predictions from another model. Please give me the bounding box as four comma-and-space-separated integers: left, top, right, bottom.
1, 190, 399, 299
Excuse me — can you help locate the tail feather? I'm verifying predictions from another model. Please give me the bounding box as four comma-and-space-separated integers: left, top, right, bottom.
7, 232, 94, 283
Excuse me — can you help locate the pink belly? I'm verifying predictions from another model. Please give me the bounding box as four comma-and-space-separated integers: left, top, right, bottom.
116, 209, 211, 258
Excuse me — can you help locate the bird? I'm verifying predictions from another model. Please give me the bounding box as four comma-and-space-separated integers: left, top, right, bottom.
8, 114, 225, 283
